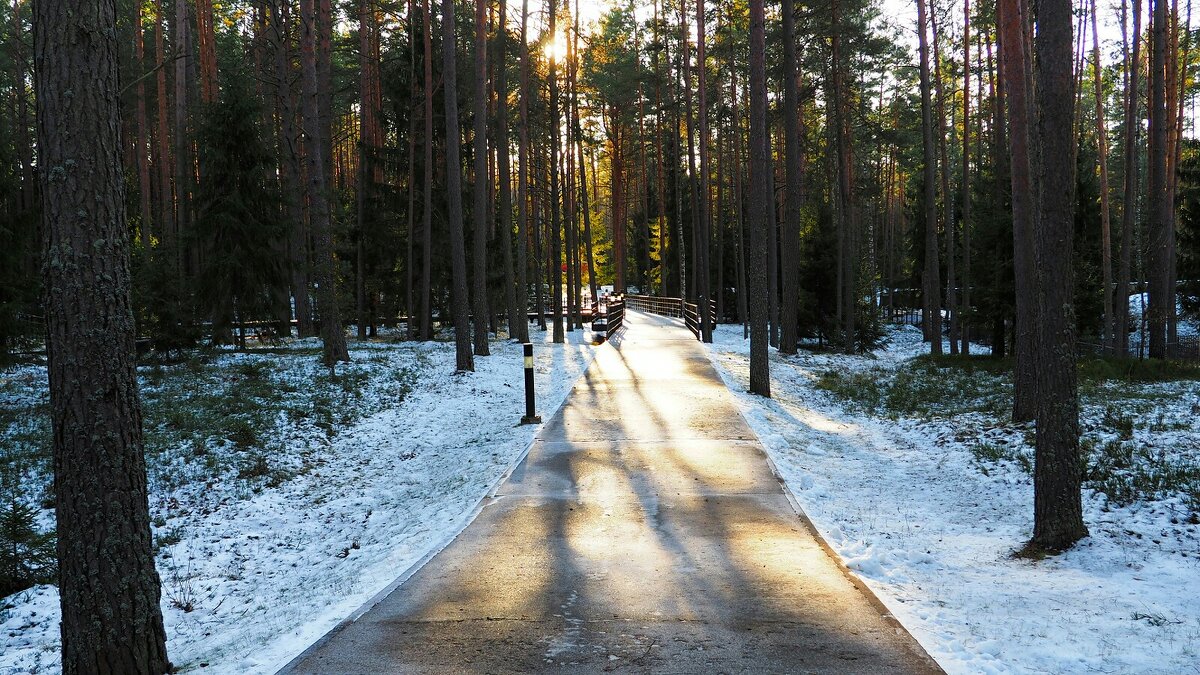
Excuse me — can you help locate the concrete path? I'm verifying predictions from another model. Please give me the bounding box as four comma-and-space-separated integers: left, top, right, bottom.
282, 310, 941, 674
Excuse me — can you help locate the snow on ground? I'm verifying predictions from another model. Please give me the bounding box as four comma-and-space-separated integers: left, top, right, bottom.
1, 330, 596, 675
706, 325, 1200, 675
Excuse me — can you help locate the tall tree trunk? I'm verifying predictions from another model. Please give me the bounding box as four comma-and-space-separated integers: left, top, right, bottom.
549, 0, 565, 342
154, 0, 172, 252
318, 0, 334, 192
173, 0, 192, 274
271, 0, 313, 337
421, 0, 436, 340
1031, 0, 1087, 551
832, 0, 854, 352
733, 65, 748, 330
999, 0, 1037, 420
196, 0, 218, 104
610, 114, 627, 294
917, 0, 942, 355
301, 0, 350, 366
578, 126, 598, 306
748, 0, 770, 396
1118, 0, 1139, 357
498, 0, 519, 338
33, 0, 171, 670
134, 4, 153, 242
441, 0, 477, 368
932, 8, 958, 355
360, 0, 383, 341
515, 0, 531, 342
471, 0, 491, 354
695, 0, 713, 342
406, 0, 418, 340
1148, 0, 1170, 358
1090, 0, 1115, 353
961, 0, 973, 354
780, 0, 801, 354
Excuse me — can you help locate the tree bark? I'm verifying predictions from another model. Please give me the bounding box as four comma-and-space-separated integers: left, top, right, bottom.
1031, 0, 1087, 551
33, 0, 172, 670
300, 0, 350, 366
748, 0, 770, 396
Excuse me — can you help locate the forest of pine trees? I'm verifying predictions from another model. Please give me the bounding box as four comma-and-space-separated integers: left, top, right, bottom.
5, 0, 1200, 668
3, 0, 1199, 365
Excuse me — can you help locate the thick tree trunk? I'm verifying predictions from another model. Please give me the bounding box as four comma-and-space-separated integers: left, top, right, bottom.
33, 0, 171, 670
917, 0, 942, 355
1032, 0, 1087, 551
999, 0, 1037, 420
748, 0, 770, 396
300, 0, 350, 366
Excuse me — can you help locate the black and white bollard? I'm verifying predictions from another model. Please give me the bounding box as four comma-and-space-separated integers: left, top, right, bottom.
520, 343, 541, 424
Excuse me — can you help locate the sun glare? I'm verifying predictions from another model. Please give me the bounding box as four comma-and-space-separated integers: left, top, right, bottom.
544, 30, 568, 63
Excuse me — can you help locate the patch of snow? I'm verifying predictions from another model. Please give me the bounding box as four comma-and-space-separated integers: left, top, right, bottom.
1, 329, 596, 675
705, 324, 1200, 675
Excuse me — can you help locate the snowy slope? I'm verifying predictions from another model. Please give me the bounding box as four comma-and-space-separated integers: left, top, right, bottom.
706, 325, 1200, 675
1, 330, 596, 675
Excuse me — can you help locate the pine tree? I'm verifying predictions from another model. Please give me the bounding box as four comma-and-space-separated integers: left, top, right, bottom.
33, 0, 171, 669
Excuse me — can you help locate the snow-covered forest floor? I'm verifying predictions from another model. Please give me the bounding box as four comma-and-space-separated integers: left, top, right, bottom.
707, 324, 1200, 674
0, 331, 596, 674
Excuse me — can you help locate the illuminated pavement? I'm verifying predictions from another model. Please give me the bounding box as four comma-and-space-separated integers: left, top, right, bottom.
282, 310, 941, 674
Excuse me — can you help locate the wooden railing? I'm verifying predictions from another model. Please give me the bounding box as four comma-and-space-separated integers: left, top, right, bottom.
624, 294, 684, 317
625, 294, 718, 341
605, 298, 625, 338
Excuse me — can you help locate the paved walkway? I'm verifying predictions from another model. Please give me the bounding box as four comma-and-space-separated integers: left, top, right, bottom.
282, 310, 941, 674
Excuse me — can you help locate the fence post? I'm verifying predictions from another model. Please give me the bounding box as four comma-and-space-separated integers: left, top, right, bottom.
520, 343, 541, 424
